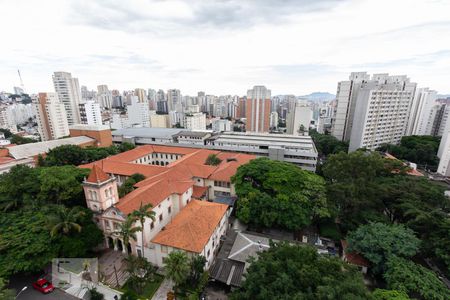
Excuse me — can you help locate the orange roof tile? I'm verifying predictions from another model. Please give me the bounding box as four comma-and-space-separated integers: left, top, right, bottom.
341, 240, 370, 267
192, 185, 208, 199
86, 164, 110, 183
151, 200, 228, 253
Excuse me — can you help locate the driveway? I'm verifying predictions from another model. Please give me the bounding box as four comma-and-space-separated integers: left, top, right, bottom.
9, 273, 78, 300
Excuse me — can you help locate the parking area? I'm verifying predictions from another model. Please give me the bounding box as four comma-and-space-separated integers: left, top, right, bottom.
9, 273, 79, 300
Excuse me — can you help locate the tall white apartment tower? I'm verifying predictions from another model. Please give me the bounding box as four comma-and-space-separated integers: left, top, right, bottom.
97, 85, 113, 109
52, 72, 82, 125
79, 101, 102, 126
407, 88, 438, 136
346, 74, 416, 152
127, 95, 150, 127
167, 89, 182, 112
33, 92, 69, 141
331, 72, 370, 141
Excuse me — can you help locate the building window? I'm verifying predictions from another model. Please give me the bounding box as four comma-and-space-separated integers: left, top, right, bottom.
159, 214, 163, 222
168, 206, 172, 214
137, 249, 142, 257
150, 222, 154, 230
161, 245, 168, 253
207, 249, 210, 257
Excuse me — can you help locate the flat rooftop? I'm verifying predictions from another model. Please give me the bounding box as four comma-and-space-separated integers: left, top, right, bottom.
112, 127, 183, 139
8, 136, 94, 159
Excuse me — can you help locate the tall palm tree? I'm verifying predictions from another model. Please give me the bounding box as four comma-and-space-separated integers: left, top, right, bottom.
115, 215, 141, 256
130, 202, 156, 258
48, 205, 86, 237
164, 251, 190, 295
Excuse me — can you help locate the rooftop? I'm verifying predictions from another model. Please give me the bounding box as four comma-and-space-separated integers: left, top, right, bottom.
69, 124, 110, 131
112, 127, 183, 139
8, 136, 94, 159
151, 200, 228, 253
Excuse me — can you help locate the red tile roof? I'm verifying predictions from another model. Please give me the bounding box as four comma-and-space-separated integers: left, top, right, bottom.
192, 185, 208, 199
86, 164, 110, 183
341, 240, 370, 267
151, 200, 228, 253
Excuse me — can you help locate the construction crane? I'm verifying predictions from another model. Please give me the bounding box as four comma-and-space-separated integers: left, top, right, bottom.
17, 69, 25, 93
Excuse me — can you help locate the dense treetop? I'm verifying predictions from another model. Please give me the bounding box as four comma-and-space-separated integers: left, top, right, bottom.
232, 157, 329, 230
231, 242, 370, 300
377, 135, 440, 171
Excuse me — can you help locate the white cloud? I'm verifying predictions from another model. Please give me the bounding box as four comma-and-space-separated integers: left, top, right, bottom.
0, 0, 449, 95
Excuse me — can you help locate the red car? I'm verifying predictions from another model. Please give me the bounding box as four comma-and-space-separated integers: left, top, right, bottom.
32, 278, 54, 294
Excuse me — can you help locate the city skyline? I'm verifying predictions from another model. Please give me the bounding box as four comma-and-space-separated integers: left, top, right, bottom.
1, 0, 450, 95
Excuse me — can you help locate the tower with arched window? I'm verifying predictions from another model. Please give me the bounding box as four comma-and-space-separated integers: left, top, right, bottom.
82, 164, 119, 212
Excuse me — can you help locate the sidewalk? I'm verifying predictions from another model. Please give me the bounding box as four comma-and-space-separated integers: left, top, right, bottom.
151, 278, 173, 300
53, 268, 122, 300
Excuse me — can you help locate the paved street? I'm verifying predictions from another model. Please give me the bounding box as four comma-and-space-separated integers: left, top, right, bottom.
9, 273, 78, 300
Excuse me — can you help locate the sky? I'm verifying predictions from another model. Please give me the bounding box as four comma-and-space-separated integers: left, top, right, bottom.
1, 0, 450, 96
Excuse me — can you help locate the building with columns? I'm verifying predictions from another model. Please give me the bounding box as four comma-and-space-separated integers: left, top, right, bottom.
81, 145, 254, 268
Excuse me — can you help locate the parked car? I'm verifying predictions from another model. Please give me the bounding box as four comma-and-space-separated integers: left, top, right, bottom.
32, 278, 55, 294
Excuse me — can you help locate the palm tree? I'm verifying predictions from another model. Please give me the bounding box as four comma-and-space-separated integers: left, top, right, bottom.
130, 202, 156, 258
48, 205, 86, 237
114, 216, 141, 256
164, 251, 190, 295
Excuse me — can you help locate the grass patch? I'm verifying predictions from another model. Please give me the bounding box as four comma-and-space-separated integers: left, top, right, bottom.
121, 274, 164, 299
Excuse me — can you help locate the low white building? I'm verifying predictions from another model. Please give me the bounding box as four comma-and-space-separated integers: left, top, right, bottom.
212, 119, 232, 132
184, 112, 206, 131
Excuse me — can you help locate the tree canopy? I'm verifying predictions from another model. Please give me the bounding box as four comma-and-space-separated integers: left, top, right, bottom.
118, 173, 146, 198
377, 135, 440, 171
0, 165, 102, 278
39, 143, 135, 167
384, 256, 450, 300
231, 242, 370, 300
310, 129, 349, 156
347, 222, 420, 274
232, 158, 329, 230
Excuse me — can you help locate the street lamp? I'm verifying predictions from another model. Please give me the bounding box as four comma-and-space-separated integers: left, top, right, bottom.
15, 286, 27, 299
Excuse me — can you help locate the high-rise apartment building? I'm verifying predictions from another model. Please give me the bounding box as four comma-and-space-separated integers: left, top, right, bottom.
79, 101, 102, 126
245, 86, 271, 133
286, 101, 312, 135
127, 96, 150, 127
407, 88, 438, 136
33, 92, 69, 141
339, 73, 417, 152
184, 112, 206, 131
97, 85, 113, 109
52, 72, 82, 125
167, 89, 182, 112
134, 88, 147, 102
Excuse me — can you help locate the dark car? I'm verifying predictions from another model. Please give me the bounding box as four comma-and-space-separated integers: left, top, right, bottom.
32, 278, 55, 294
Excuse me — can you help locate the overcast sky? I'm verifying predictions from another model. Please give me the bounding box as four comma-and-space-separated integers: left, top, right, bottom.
1, 0, 449, 96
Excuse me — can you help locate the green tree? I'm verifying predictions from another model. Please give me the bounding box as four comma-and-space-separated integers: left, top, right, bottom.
164, 251, 190, 295
130, 202, 156, 258
10, 135, 36, 145
114, 216, 141, 255
310, 129, 348, 156
89, 288, 105, 300
188, 255, 206, 287
347, 222, 420, 274
204, 154, 222, 166
384, 256, 450, 300
0, 277, 15, 300
0, 165, 40, 211
372, 289, 410, 300
377, 135, 440, 171
231, 242, 370, 300
118, 142, 135, 153
37, 166, 89, 206
44, 145, 88, 166
232, 158, 328, 230
322, 151, 400, 231
48, 205, 86, 237
118, 173, 145, 198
